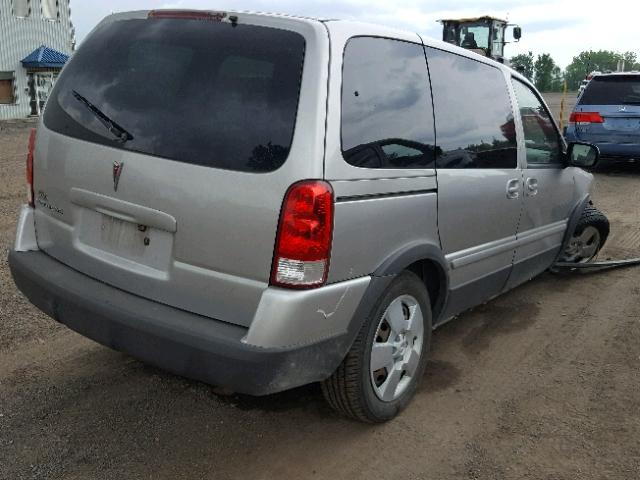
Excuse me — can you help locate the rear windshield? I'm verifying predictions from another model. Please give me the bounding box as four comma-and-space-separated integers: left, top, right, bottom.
579, 76, 640, 106
44, 18, 305, 173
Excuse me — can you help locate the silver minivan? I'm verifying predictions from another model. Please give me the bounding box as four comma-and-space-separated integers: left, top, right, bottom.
9, 10, 609, 422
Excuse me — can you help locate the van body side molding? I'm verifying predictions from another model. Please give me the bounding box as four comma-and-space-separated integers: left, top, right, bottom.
447, 220, 568, 271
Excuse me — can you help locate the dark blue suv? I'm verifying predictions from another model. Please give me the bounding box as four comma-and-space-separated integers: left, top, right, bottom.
566, 73, 640, 162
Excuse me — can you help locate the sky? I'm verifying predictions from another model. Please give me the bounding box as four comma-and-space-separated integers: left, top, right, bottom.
70, 0, 639, 69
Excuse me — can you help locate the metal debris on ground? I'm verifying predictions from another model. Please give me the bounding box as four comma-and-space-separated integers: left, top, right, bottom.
554, 257, 640, 270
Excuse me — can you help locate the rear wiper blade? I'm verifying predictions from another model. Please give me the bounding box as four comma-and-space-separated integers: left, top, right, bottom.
72, 90, 134, 143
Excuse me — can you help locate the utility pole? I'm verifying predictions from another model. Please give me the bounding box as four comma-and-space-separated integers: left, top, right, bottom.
559, 80, 568, 132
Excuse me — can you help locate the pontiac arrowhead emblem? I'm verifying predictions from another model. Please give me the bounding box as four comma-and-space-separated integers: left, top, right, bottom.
112, 161, 124, 191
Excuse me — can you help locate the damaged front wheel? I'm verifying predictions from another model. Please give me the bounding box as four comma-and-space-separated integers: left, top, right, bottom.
559, 205, 610, 264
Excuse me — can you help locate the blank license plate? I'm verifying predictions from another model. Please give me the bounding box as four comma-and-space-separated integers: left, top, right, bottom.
100, 214, 146, 256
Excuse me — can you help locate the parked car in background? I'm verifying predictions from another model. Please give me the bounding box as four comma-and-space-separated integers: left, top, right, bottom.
576, 71, 602, 98
577, 79, 590, 97
567, 72, 640, 163
9, 9, 608, 423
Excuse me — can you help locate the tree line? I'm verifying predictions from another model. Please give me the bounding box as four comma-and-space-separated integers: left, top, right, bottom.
510, 50, 640, 92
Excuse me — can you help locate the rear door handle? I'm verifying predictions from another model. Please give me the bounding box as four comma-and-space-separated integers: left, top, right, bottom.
526, 177, 539, 196
506, 178, 520, 199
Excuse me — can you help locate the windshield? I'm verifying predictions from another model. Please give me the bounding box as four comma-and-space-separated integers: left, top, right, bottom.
459, 24, 490, 50
44, 17, 306, 173
579, 76, 640, 106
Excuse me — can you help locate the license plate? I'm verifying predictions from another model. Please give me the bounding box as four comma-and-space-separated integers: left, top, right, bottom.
100, 214, 146, 256
606, 117, 640, 131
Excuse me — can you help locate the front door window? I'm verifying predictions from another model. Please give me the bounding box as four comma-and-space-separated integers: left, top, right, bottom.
512, 79, 563, 166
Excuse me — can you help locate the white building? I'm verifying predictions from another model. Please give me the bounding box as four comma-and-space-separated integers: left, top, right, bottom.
0, 0, 75, 120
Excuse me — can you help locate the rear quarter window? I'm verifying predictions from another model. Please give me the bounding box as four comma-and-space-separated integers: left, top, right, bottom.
426, 47, 517, 169
341, 37, 436, 169
43, 18, 306, 173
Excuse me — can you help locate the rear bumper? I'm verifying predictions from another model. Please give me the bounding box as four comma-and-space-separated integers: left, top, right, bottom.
565, 131, 640, 159
8, 250, 366, 395
593, 143, 640, 159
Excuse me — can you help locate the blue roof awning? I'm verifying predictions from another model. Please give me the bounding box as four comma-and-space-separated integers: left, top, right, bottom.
21, 45, 69, 69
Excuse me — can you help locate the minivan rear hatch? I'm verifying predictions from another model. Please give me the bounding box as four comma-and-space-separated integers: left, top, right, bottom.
574, 75, 640, 142
35, 11, 324, 327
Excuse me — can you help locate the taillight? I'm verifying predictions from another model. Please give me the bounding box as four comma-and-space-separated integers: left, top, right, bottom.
271, 180, 334, 289
148, 10, 227, 21
26, 128, 36, 207
569, 112, 604, 124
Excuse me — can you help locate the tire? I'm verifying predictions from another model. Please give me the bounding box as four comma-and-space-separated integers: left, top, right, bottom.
321, 271, 432, 423
559, 205, 610, 263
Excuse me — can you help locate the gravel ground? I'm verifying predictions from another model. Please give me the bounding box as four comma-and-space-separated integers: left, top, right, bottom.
1, 122, 639, 480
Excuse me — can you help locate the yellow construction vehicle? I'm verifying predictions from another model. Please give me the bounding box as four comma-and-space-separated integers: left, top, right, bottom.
439, 16, 521, 64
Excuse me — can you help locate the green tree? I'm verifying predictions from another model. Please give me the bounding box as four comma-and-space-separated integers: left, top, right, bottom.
565, 50, 640, 89
621, 51, 640, 69
534, 53, 558, 92
550, 65, 565, 92
510, 51, 534, 80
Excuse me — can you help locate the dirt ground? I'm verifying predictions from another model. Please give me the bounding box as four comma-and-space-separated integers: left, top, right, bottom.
1, 122, 639, 480
542, 91, 577, 127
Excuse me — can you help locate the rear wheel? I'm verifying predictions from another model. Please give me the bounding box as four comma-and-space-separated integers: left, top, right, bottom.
559, 205, 609, 263
321, 271, 431, 423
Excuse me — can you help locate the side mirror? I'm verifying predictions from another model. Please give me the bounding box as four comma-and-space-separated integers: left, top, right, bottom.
567, 142, 599, 169
513, 26, 522, 40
